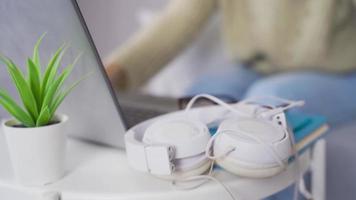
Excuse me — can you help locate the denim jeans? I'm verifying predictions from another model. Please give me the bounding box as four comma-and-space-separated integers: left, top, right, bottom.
186, 65, 356, 199
186, 65, 356, 127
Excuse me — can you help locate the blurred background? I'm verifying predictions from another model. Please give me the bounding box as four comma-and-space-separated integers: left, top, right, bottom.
77, 0, 232, 97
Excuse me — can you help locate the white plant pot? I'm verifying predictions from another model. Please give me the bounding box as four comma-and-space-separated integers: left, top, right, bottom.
2, 115, 68, 186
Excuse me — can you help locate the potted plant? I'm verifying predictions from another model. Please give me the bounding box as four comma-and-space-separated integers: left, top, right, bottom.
0, 34, 82, 186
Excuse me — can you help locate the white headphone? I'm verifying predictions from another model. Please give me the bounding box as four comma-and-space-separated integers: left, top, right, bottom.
125, 94, 304, 180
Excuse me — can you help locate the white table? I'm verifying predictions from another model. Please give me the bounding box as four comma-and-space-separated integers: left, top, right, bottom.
0, 132, 326, 200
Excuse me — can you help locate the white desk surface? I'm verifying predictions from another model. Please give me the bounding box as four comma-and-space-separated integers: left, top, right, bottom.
0, 132, 311, 200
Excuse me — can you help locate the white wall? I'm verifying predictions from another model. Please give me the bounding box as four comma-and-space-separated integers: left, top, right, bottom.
77, 0, 167, 58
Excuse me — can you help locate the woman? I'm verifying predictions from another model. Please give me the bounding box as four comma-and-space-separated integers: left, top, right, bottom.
106, 0, 356, 198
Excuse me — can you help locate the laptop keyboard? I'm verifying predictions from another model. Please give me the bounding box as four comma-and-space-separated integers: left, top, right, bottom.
120, 105, 165, 128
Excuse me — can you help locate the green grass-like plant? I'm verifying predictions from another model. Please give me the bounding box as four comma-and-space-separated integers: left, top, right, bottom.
0, 34, 82, 127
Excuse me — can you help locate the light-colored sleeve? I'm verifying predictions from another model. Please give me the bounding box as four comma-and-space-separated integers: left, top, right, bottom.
107, 0, 216, 90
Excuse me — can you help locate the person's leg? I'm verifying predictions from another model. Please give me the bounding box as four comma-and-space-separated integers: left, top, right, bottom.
245, 71, 356, 126
186, 65, 262, 99
244, 71, 356, 200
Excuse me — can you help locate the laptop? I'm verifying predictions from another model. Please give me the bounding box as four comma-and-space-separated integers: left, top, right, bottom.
0, 0, 179, 148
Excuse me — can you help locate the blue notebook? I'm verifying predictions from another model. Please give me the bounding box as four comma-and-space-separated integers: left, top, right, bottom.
286, 112, 327, 143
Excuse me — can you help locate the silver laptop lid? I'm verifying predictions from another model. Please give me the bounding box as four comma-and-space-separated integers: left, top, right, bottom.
0, 0, 127, 148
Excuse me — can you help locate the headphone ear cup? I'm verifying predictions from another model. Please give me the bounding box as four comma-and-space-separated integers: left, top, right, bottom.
143, 119, 211, 158
143, 118, 212, 179
212, 118, 290, 178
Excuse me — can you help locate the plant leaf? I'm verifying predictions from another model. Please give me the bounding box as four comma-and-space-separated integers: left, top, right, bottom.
32, 33, 46, 72
42, 44, 67, 95
27, 58, 42, 109
0, 54, 12, 68
0, 90, 35, 127
0, 55, 39, 119
36, 106, 51, 126
41, 64, 73, 112
40, 52, 82, 113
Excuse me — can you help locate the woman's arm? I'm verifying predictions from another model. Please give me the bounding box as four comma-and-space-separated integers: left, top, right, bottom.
105, 0, 216, 91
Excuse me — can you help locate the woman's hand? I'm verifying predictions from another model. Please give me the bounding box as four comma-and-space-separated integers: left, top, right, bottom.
104, 59, 128, 90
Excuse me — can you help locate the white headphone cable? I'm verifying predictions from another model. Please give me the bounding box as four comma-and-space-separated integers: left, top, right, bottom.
205, 129, 286, 170
171, 158, 238, 200
185, 94, 305, 120
240, 96, 310, 199
184, 94, 251, 117
249, 96, 310, 200
238, 96, 304, 117
171, 94, 242, 200
171, 126, 288, 200
176, 126, 288, 200
207, 127, 307, 200
238, 96, 304, 107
